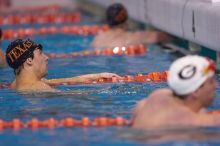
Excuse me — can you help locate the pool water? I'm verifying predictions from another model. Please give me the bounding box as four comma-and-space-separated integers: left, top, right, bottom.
1, 14, 220, 146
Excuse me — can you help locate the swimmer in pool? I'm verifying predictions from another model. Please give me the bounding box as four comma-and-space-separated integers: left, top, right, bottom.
92, 3, 173, 48
0, 28, 7, 68
6, 38, 121, 92
132, 55, 220, 129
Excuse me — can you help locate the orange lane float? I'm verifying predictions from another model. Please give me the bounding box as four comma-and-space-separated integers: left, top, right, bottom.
50, 71, 168, 86
0, 117, 130, 130
0, 12, 80, 25
2, 25, 109, 40
0, 71, 168, 89
0, 109, 220, 130
47, 44, 146, 58
0, 83, 10, 89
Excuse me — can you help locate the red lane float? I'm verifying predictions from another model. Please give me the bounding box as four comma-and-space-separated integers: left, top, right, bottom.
2, 25, 109, 40
0, 83, 10, 89
0, 117, 129, 130
47, 44, 146, 58
0, 109, 219, 130
50, 71, 168, 86
0, 12, 80, 25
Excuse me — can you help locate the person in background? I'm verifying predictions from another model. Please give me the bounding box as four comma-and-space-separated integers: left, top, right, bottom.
0, 28, 7, 68
6, 38, 121, 92
132, 55, 220, 129
0, 0, 11, 12
92, 3, 172, 48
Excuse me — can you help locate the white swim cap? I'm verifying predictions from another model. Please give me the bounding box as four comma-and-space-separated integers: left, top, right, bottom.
168, 55, 215, 95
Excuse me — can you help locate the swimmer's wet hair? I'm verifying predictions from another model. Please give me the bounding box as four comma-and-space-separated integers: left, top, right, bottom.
106, 3, 128, 27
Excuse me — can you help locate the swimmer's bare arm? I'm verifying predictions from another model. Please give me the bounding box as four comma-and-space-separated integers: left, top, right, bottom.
133, 31, 173, 44
45, 72, 121, 85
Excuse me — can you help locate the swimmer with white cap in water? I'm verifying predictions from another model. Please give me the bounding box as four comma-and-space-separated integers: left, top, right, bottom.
132, 55, 220, 129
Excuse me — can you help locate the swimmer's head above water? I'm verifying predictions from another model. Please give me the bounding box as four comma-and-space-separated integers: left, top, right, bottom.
132, 55, 218, 129
168, 55, 215, 97
6, 38, 43, 71
6, 38, 120, 92
106, 3, 128, 27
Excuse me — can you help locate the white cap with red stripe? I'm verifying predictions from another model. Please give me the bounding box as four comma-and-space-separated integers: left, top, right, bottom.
168, 55, 215, 95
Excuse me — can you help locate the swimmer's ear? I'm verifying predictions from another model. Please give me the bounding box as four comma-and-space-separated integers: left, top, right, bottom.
26, 58, 33, 65
191, 91, 199, 100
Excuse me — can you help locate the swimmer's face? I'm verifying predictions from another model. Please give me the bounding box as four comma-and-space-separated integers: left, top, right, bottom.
32, 48, 48, 78
197, 75, 218, 107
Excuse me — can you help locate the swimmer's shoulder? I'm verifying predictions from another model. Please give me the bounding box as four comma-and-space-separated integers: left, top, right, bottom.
149, 88, 173, 98
31, 81, 57, 92
137, 89, 172, 105
92, 31, 109, 47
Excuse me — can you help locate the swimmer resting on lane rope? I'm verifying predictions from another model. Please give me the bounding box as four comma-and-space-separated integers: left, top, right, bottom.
6, 38, 121, 92
92, 3, 173, 48
132, 55, 220, 129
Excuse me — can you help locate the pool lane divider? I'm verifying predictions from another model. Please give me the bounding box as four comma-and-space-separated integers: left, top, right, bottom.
0, 117, 130, 130
0, 71, 168, 89
0, 109, 219, 130
51, 71, 168, 86
47, 44, 146, 58
2, 24, 109, 40
0, 11, 81, 26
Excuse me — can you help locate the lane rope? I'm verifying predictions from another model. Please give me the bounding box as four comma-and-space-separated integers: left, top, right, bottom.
51, 71, 168, 86
2, 24, 109, 39
0, 71, 168, 89
0, 117, 130, 130
0, 109, 219, 130
0, 11, 80, 25
47, 44, 146, 58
